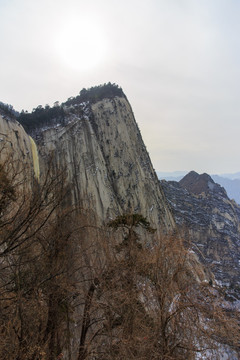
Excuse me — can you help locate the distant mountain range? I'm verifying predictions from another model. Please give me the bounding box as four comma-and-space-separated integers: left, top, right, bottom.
218, 172, 240, 180
157, 171, 240, 204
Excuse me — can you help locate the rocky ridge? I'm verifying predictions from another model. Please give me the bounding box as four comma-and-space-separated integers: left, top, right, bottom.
161, 171, 240, 300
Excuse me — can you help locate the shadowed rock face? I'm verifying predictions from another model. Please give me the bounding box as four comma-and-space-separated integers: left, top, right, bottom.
179, 170, 227, 196
161, 172, 240, 300
35, 96, 174, 232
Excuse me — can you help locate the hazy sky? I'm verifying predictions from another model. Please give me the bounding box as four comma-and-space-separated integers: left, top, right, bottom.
1, 0, 240, 174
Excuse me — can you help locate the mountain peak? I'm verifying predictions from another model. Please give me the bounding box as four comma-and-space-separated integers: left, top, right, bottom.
179, 171, 216, 195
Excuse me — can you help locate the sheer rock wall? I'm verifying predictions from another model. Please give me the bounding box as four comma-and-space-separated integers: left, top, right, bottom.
36, 97, 175, 231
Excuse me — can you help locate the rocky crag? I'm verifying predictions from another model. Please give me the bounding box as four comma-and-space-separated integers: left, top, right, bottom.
161, 171, 240, 301
1, 86, 174, 233
31, 96, 174, 231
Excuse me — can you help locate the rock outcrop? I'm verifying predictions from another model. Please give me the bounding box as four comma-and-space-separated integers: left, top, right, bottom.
0, 113, 38, 183
161, 171, 240, 300
35, 96, 174, 231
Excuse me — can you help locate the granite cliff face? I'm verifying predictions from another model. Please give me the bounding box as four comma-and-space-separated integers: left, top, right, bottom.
0, 91, 174, 232
161, 171, 240, 300
35, 96, 174, 231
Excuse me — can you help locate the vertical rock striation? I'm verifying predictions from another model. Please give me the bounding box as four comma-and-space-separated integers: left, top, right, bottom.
36, 96, 174, 231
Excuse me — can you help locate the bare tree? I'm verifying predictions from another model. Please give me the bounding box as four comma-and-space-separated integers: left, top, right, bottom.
79, 214, 240, 360
0, 153, 79, 359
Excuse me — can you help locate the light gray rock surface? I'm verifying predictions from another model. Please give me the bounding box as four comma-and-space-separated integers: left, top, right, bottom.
0, 114, 37, 182
36, 97, 175, 231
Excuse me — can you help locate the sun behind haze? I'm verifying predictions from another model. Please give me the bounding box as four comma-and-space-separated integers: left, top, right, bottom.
0, 0, 240, 174
55, 13, 107, 72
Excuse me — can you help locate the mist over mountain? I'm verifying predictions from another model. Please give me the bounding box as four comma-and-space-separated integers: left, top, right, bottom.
156, 171, 188, 181
211, 175, 240, 204
219, 172, 240, 180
